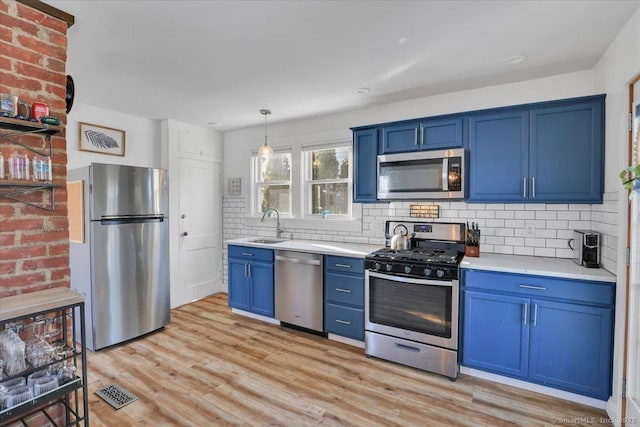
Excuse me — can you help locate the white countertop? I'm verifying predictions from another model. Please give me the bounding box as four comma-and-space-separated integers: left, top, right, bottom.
461, 253, 616, 283
226, 237, 381, 259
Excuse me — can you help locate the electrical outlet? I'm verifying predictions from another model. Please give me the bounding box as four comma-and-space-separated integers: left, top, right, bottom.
525, 222, 536, 237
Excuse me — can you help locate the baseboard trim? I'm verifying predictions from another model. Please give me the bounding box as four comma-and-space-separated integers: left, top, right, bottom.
230, 308, 280, 325
460, 366, 607, 409
328, 334, 365, 349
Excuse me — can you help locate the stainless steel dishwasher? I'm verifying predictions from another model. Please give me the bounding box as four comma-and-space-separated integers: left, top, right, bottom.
275, 250, 324, 332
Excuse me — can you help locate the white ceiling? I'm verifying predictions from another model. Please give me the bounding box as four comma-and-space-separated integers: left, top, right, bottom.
46, 0, 640, 131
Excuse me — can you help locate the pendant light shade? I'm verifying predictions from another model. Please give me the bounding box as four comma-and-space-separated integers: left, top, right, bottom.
258, 109, 273, 158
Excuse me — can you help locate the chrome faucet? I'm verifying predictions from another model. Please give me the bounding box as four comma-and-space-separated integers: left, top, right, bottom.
261, 207, 283, 238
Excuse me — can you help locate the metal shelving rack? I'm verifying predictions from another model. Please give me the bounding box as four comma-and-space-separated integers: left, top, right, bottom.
0, 116, 61, 211
0, 288, 89, 426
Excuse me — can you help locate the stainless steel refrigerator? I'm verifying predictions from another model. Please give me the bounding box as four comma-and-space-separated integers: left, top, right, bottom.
69, 163, 170, 350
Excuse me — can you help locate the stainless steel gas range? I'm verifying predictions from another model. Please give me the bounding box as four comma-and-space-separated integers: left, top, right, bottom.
364, 221, 466, 380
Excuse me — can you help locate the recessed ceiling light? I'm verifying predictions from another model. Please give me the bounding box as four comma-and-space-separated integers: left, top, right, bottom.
397, 36, 409, 45
506, 55, 526, 65
356, 87, 371, 94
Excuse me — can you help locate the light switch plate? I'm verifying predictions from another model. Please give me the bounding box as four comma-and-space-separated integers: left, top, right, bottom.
227, 177, 241, 196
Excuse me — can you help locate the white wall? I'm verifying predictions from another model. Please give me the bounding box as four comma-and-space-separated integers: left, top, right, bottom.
592, 5, 640, 423
67, 102, 162, 170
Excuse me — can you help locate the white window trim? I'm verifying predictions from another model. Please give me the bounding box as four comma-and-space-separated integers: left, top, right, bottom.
248, 139, 362, 234
251, 149, 292, 217
301, 144, 353, 219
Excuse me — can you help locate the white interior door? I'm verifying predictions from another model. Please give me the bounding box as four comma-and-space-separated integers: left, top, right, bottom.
626, 85, 640, 422
162, 120, 223, 308
179, 158, 222, 304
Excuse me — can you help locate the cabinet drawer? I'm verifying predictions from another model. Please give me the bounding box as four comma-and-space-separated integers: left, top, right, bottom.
463, 269, 614, 306
325, 256, 364, 274
325, 272, 364, 307
325, 303, 364, 341
228, 245, 274, 263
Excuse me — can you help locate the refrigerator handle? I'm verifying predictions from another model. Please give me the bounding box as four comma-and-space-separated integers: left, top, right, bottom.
100, 216, 165, 225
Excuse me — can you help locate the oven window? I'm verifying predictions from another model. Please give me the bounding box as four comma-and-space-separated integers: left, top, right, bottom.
369, 276, 452, 338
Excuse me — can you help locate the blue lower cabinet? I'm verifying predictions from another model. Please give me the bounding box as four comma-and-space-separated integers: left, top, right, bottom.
228, 246, 274, 318
325, 303, 364, 341
528, 299, 612, 399
228, 259, 251, 311
461, 274, 614, 400
248, 261, 275, 317
463, 291, 529, 378
324, 255, 365, 340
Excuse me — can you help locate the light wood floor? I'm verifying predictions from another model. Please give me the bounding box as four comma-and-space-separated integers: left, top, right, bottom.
85, 293, 608, 426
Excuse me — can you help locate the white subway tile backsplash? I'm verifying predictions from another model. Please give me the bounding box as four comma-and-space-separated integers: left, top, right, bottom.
222, 193, 618, 284
514, 246, 535, 256
546, 220, 569, 229
536, 211, 557, 220
535, 247, 556, 257
514, 211, 535, 220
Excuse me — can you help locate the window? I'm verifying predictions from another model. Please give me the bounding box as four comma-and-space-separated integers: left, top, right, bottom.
303, 145, 352, 217
253, 152, 291, 214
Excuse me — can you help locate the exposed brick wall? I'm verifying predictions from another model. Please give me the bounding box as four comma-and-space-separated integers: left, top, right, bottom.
0, 0, 69, 297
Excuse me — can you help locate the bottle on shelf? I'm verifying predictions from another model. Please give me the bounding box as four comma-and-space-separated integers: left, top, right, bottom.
8, 154, 29, 181
0, 153, 4, 179
32, 155, 52, 182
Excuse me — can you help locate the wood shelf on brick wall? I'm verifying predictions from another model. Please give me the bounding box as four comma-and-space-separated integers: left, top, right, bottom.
0, 118, 61, 210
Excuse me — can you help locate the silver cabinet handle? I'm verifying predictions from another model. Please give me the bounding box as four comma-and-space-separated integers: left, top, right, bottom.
414, 127, 419, 145
532, 176, 536, 198
532, 304, 538, 326
522, 303, 528, 325
241, 252, 254, 256
394, 342, 420, 352
244, 264, 248, 277
519, 285, 546, 291
335, 288, 352, 293
523, 177, 527, 198
335, 263, 352, 269
247, 263, 251, 278
335, 319, 351, 325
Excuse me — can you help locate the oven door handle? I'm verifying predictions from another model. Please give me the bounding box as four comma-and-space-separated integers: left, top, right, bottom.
442, 157, 449, 191
367, 270, 454, 287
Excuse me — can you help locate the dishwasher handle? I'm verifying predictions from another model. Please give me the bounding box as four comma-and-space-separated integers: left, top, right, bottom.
275, 255, 322, 266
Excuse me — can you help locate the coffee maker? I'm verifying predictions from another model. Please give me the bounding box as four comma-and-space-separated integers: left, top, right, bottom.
570, 230, 601, 268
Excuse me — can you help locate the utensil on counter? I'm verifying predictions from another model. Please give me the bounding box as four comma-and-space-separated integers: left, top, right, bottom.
465, 222, 480, 257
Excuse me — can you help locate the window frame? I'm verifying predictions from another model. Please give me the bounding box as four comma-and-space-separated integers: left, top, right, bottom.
251, 150, 292, 216
301, 143, 353, 219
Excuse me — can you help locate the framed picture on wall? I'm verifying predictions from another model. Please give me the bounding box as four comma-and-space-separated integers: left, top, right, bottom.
78, 122, 126, 156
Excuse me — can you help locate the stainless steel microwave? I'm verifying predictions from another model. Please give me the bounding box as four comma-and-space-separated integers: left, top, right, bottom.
377, 148, 465, 200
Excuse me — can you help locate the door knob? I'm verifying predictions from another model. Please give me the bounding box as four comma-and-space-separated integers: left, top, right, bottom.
182, 231, 188, 237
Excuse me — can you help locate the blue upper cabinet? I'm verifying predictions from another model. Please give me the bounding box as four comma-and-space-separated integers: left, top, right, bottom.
468, 111, 529, 202
381, 122, 419, 153
420, 117, 463, 150
468, 95, 605, 203
353, 128, 378, 203
352, 94, 604, 204
380, 116, 463, 153
530, 99, 604, 202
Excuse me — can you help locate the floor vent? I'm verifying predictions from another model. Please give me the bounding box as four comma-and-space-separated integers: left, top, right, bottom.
95, 384, 138, 409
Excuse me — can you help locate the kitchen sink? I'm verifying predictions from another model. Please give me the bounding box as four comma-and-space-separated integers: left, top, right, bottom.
250, 238, 287, 244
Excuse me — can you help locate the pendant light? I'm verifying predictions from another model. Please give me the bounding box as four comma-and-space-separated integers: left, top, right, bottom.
258, 109, 273, 158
